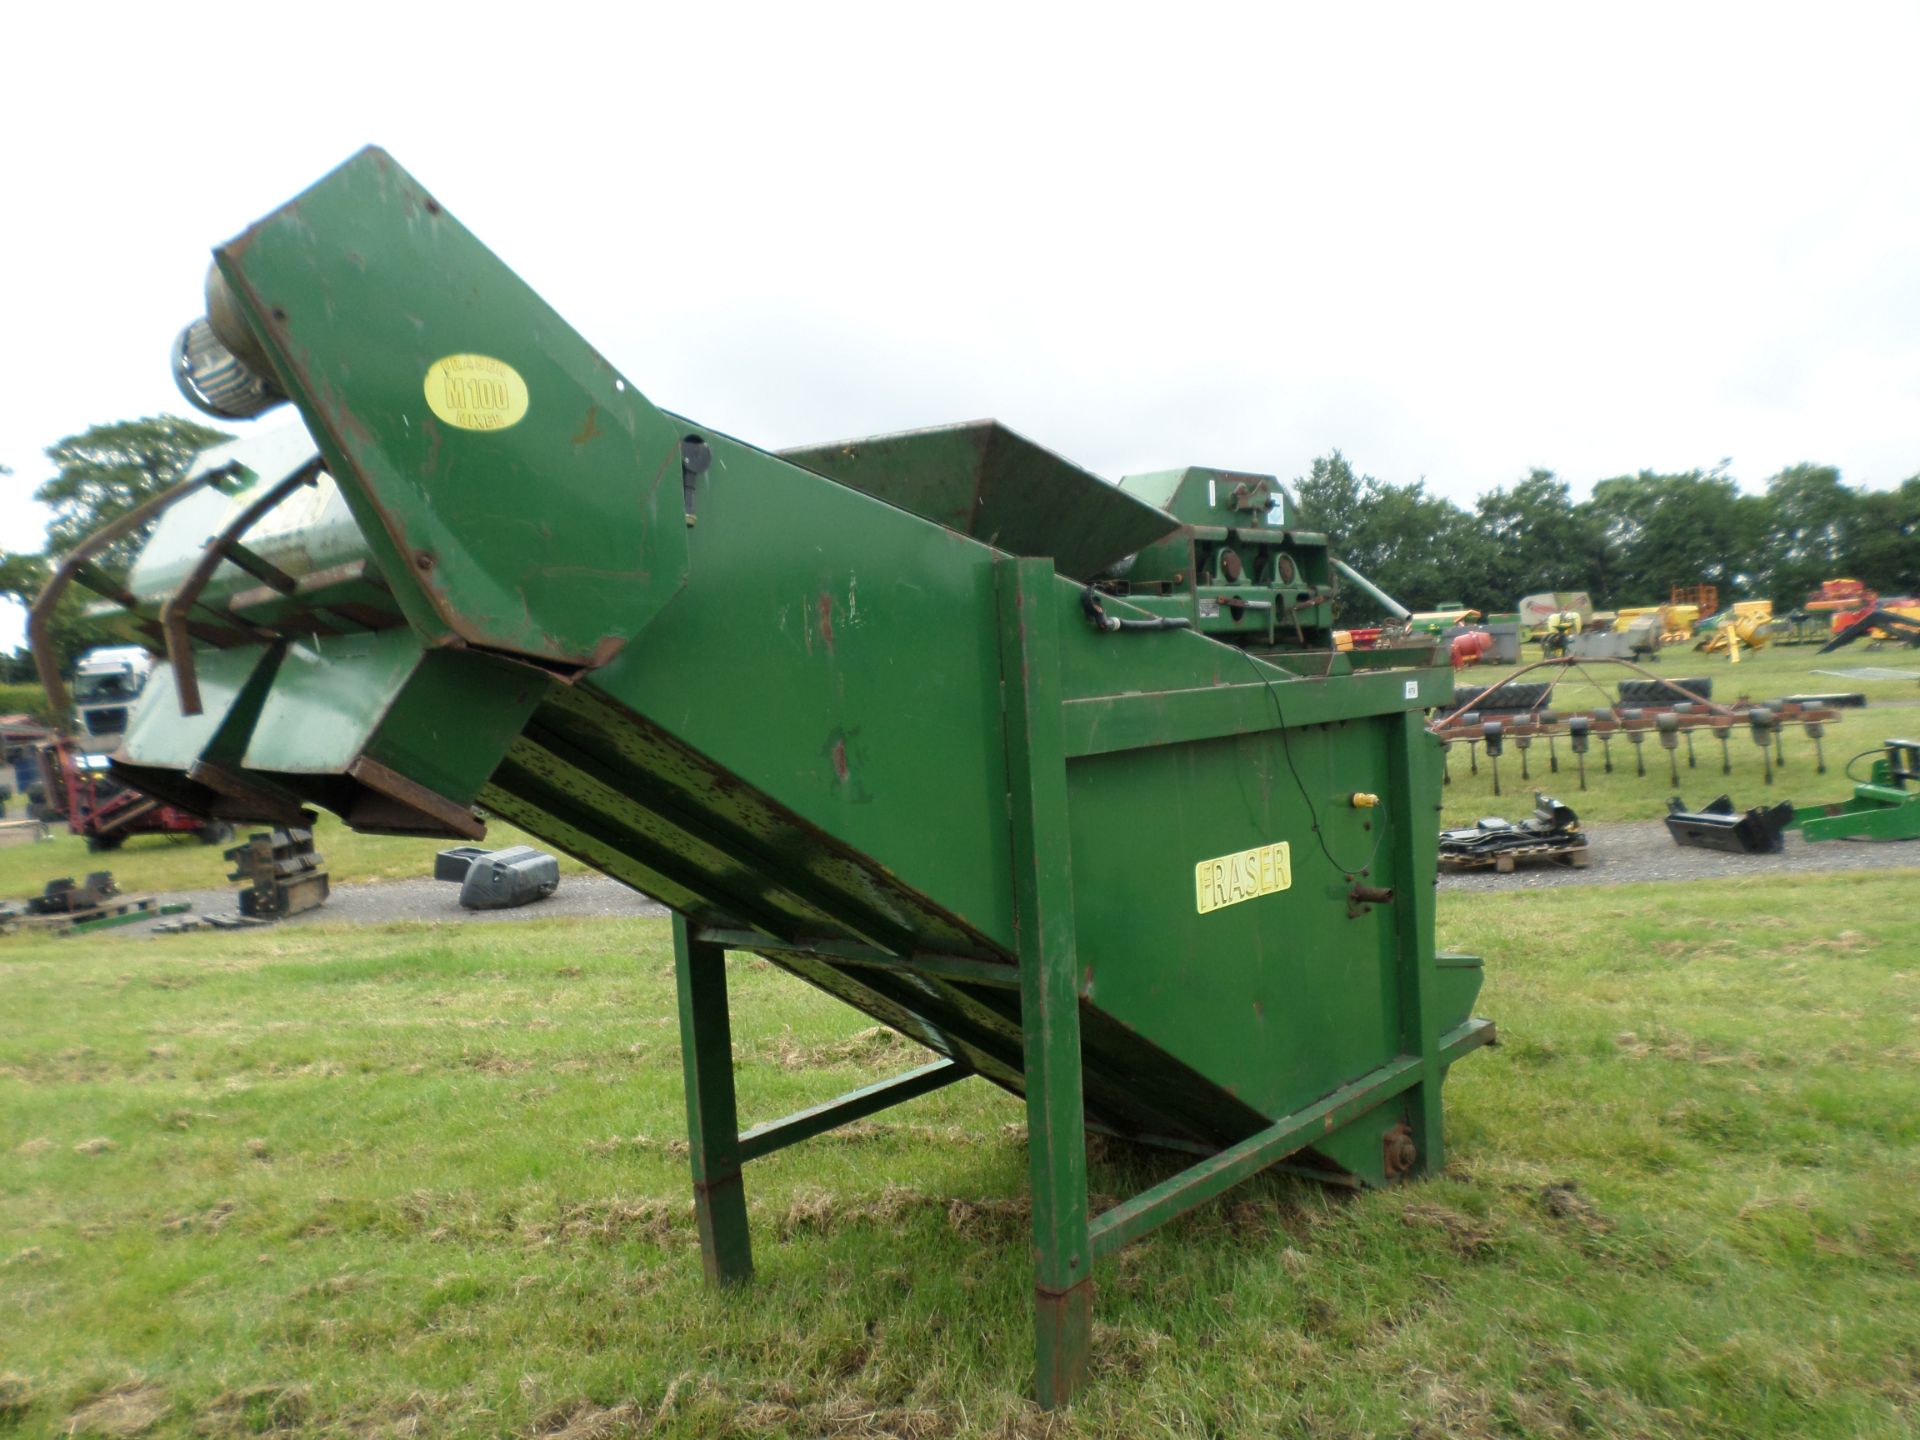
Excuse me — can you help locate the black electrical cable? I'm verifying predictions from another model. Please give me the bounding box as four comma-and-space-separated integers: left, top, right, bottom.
1843, 747, 1890, 785
1235, 646, 1385, 877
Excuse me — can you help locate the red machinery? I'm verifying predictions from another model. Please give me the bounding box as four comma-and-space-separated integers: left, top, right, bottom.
38, 737, 231, 852
1449, 629, 1494, 667
1807, 579, 1876, 630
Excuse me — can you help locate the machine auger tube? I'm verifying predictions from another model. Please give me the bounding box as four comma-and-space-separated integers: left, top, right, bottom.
96, 147, 1492, 1407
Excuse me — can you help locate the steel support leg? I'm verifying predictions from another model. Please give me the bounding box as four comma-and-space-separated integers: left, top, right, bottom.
998, 557, 1092, 1408
1386, 713, 1446, 1175
673, 913, 752, 1287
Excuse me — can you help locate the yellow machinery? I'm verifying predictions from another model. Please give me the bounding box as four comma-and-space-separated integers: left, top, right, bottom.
1614, 604, 1700, 644
1697, 600, 1774, 660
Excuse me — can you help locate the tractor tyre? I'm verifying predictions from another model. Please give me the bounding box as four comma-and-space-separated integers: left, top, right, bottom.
85, 832, 126, 853
1617, 676, 1713, 705
196, 821, 235, 847
1451, 681, 1553, 712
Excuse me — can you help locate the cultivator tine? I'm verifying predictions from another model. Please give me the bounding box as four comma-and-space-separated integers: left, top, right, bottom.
1594, 709, 1615, 773
1750, 708, 1775, 786
1568, 715, 1590, 791
1657, 714, 1680, 787
1422, 661, 1844, 797
1621, 710, 1647, 778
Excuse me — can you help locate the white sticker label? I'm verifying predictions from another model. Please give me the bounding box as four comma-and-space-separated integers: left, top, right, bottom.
1404, 680, 1421, 700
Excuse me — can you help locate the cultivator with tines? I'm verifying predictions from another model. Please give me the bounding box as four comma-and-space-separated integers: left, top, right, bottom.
1430, 660, 1843, 793
35, 149, 1492, 1408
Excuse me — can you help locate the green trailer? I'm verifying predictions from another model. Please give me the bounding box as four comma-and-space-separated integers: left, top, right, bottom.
50, 148, 1492, 1407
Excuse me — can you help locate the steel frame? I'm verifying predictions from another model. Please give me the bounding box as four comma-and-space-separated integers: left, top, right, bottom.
670, 558, 1497, 1407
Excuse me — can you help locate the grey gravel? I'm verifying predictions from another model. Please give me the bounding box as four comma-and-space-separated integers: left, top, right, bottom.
1440, 818, 1920, 891
79, 821, 1920, 940
147, 872, 666, 936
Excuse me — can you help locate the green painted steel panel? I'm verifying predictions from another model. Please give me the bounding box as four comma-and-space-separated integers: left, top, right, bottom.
104, 145, 1498, 1404
1065, 720, 1410, 1122
780, 421, 1179, 581
118, 645, 274, 771
212, 148, 690, 668
242, 629, 548, 813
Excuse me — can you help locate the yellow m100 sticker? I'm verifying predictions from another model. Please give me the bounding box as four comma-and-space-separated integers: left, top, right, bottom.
1195, 841, 1292, 914
424, 354, 529, 431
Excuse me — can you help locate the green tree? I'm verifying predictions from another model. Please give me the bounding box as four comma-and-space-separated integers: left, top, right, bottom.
37, 416, 230, 574
1582, 470, 1769, 606
1290, 450, 1368, 552
1760, 463, 1860, 603
1293, 452, 1493, 620
1474, 470, 1607, 604
1849, 476, 1920, 596
0, 415, 229, 678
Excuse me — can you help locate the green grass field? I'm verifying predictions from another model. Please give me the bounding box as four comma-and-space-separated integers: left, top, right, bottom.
2, 874, 1915, 1437
1438, 640, 1920, 826
0, 684, 57, 728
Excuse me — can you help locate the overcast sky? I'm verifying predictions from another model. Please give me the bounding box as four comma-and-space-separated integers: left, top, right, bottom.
4, 2, 1918, 650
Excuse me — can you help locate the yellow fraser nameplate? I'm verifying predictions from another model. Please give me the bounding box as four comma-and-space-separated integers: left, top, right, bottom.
1195, 841, 1292, 914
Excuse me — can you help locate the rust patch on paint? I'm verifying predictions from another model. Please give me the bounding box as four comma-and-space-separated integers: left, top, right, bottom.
817, 592, 836, 653
571, 405, 603, 445
831, 738, 849, 783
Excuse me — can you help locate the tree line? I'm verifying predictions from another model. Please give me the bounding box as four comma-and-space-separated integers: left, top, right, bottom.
0, 416, 230, 679
1292, 451, 1920, 623
3, 418, 1919, 677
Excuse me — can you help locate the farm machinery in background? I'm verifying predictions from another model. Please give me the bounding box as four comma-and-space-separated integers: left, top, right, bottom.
1664, 736, 1920, 852
20, 639, 233, 851
1694, 600, 1774, 659
36, 738, 231, 851
1766, 579, 1920, 653
1788, 738, 1920, 841
1807, 578, 1920, 652
1428, 660, 1846, 795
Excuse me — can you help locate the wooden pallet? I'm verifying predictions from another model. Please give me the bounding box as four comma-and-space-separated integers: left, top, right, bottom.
4, 894, 178, 936
1439, 842, 1591, 874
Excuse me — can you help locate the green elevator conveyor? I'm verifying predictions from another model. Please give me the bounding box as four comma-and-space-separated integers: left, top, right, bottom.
63, 147, 1491, 1407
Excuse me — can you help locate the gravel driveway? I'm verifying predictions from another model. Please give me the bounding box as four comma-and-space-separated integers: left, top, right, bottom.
1439, 818, 1920, 890
154, 873, 668, 932
79, 822, 1920, 939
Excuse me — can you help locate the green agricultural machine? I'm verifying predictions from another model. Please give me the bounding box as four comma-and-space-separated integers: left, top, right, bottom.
51, 149, 1492, 1406
1790, 739, 1920, 842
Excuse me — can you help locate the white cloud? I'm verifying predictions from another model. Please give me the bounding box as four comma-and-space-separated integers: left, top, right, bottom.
4, 1, 1918, 649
